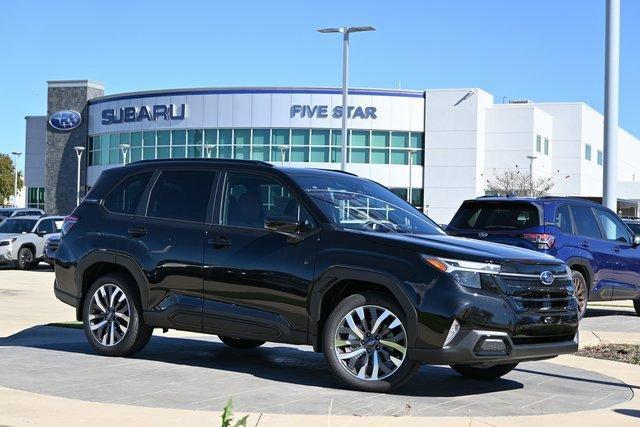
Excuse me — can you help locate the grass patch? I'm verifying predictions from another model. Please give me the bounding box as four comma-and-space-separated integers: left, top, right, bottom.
47, 321, 83, 330
576, 344, 640, 365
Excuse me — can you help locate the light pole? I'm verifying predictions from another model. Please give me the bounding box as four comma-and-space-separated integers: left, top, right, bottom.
317, 26, 375, 172
205, 144, 215, 158
526, 155, 537, 197
277, 145, 288, 166
119, 144, 130, 165
74, 147, 85, 206
603, 0, 620, 211
11, 151, 21, 207
407, 148, 418, 205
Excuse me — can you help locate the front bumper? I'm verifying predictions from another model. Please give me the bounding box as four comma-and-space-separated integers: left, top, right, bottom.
408, 328, 578, 365
0, 247, 14, 263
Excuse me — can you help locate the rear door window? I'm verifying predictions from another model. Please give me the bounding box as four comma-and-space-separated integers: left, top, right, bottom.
570, 205, 602, 239
594, 209, 631, 243
104, 172, 154, 215
554, 204, 574, 234
449, 202, 540, 230
147, 170, 216, 223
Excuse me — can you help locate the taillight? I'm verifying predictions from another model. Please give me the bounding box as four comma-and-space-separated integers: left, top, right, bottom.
522, 233, 556, 249
61, 216, 79, 236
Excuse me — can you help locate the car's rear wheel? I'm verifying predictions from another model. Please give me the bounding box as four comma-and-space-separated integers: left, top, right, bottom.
572, 270, 588, 319
218, 336, 265, 349
450, 362, 518, 380
323, 292, 420, 392
16, 247, 35, 270
83, 273, 152, 357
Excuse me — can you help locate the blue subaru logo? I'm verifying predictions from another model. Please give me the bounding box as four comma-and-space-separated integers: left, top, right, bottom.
540, 271, 555, 285
49, 110, 82, 131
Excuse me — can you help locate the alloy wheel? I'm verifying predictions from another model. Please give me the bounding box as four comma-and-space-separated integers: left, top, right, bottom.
333, 305, 407, 381
20, 249, 33, 265
88, 284, 130, 347
573, 274, 587, 317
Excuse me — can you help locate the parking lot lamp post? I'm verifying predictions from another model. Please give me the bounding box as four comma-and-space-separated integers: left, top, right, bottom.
205, 144, 215, 158
317, 26, 375, 172
407, 148, 418, 205
73, 147, 85, 206
119, 144, 130, 165
11, 151, 21, 207
277, 145, 288, 166
526, 155, 537, 197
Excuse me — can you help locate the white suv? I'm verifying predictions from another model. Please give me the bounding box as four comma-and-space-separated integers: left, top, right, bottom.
0, 216, 64, 269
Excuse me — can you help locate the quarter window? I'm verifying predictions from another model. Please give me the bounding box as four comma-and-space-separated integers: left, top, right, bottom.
570, 205, 601, 239
554, 205, 573, 234
147, 170, 215, 222
595, 209, 631, 243
221, 173, 315, 231
104, 172, 154, 215
585, 144, 592, 161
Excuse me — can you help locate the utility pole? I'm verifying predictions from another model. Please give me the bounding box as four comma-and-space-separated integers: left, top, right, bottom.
603, 0, 620, 211
11, 151, 22, 207
526, 155, 537, 197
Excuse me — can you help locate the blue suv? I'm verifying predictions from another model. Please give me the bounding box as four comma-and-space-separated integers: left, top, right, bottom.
446, 197, 640, 318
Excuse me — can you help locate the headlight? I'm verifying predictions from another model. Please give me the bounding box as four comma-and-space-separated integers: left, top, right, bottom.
421, 255, 501, 289
0, 238, 16, 247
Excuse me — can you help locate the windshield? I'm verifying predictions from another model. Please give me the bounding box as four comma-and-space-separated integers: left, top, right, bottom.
292, 173, 444, 235
626, 222, 640, 234
0, 219, 36, 234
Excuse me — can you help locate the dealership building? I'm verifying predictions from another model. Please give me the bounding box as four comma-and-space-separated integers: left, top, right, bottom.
24, 79, 640, 223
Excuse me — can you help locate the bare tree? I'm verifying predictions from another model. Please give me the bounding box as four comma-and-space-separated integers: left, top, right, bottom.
486, 169, 554, 197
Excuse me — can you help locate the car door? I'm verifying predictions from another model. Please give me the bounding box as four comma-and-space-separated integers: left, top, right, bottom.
123, 168, 217, 333
202, 170, 320, 343
33, 218, 59, 257
569, 204, 615, 300
593, 208, 640, 300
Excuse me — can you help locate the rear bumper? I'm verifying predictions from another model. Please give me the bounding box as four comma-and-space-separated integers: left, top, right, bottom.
54, 280, 78, 308
408, 328, 578, 365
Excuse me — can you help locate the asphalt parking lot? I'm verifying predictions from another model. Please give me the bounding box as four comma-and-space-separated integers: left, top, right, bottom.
1, 267, 640, 422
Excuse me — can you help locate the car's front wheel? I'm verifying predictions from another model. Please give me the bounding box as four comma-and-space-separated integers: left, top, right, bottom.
83, 273, 153, 357
450, 362, 518, 380
16, 247, 35, 270
572, 269, 588, 319
218, 336, 265, 349
323, 292, 420, 392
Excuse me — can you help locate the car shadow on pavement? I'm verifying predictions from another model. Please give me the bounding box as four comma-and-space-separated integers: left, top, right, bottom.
1, 325, 526, 397
584, 308, 639, 318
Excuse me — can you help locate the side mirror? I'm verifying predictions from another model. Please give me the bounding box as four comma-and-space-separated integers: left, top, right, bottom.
35, 227, 47, 237
633, 234, 640, 247
265, 216, 301, 237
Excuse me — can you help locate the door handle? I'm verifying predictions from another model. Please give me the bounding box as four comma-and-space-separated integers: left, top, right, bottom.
613, 246, 621, 253
580, 241, 590, 248
208, 235, 231, 249
127, 226, 147, 238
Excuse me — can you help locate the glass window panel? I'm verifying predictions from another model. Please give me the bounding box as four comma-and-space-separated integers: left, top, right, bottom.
171, 130, 186, 146
92, 150, 101, 166
544, 138, 549, 155
90, 136, 99, 151
290, 147, 309, 162
157, 146, 170, 159
411, 150, 422, 165
219, 129, 232, 145
331, 130, 342, 146
130, 147, 142, 163
204, 129, 216, 146
234, 129, 250, 146
351, 131, 369, 147
109, 133, 119, 149
219, 145, 232, 159
371, 149, 389, 164
131, 132, 142, 147
311, 130, 330, 146
252, 146, 269, 161
390, 188, 408, 200
143, 146, 155, 160
234, 146, 250, 159
330, 148, 342, 163
172, 146, 186, 158
350, 148, 369, 163
310, 147, 329, 162
271, 146, 289, 163
109, 134, 119, 164
187, 145, 203, 158
536, 135, 542, 152
119, 132, 130, 145
100, 146, 109, 165
371, 131, 389, 148
391, 132, 409, 148
272, 129, 289, 146
410, 133, 424, 149
391, 150, 408, 165
157, 130, 170, 146
253, 129, 270, 145
291, 129, 309, 146
597, 150, 603, 166
143, 131, 155, 146
585, 144, 592, 161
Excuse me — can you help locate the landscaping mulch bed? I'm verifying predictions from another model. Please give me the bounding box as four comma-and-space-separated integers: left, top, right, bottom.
576, 344, 640, 365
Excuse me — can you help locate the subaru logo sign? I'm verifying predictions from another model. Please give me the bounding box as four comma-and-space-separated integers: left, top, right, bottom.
540, 271, 555, 285
478, 232, 488, 238
49, 110, 82, 131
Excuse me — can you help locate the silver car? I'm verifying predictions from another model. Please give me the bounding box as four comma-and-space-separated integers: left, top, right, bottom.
0, 216, 64, 269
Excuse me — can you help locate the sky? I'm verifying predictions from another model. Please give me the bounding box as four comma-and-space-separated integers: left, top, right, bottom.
1, 0, 639, 170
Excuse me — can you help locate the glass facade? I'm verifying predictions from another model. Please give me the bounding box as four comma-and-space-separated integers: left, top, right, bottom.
89, 128, 425, 167
27, 187, 45, 210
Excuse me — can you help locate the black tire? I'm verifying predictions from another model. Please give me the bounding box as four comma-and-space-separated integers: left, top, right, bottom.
82, 273, 153, 357
16, 247, 35, 270
572, 269, 588, 319
322, 292, 420, 392
218, 336, 266, 349
450, 362, 518, 380
633, 299, 640, 316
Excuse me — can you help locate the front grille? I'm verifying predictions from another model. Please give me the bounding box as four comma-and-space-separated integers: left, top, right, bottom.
48, 242, 59, 252
512, 334, 576, 345
497, 275, 574, 313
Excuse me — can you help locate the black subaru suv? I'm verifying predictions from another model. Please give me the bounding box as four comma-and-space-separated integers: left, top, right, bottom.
54, 159, 578, 392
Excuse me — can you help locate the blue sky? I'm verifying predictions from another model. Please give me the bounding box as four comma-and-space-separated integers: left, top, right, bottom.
1, 0, 639, 169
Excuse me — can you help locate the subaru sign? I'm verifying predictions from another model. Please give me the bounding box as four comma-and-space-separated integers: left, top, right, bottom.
290, 105, 377, 119
101, 103, 187, 125
49, 110, 82, 131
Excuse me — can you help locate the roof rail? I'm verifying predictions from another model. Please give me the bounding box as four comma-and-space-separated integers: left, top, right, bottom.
315, 168, 358, 176
127, 158, 275, 168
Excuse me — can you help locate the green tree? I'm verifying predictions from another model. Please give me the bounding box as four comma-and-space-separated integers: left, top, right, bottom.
0, 153, 24, 206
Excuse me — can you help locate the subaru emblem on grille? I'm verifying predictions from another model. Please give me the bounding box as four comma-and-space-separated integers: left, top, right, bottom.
478, 232, 488, 238
540, 271, 555, 285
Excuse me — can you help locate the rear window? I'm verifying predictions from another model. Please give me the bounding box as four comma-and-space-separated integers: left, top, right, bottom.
450, 202, 540, 230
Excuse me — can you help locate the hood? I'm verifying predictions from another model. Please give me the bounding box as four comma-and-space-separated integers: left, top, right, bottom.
0, 233, 23, 241
362, 231, 560, 265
